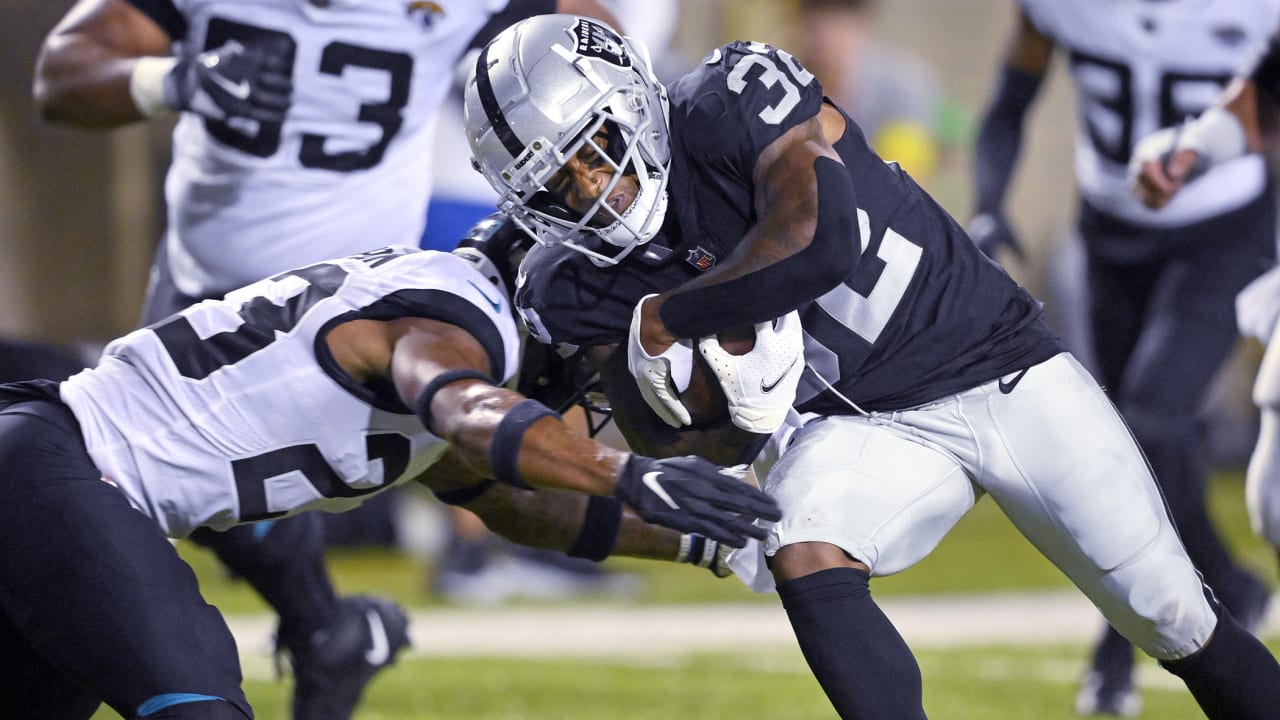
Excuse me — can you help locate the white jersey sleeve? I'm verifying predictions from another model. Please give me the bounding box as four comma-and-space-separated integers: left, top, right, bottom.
61, 248, 522, 538
1019, 0, 1280, 226
157, 0, 511, 296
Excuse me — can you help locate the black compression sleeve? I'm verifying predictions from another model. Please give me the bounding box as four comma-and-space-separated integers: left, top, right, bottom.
658, 157, 856, 339
566, 496, 623, 561
972, 65, 1043, 215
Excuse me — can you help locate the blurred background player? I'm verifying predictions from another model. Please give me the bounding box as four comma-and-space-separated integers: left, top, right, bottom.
31, 0, 621, 716
968, 2, 1279, 714
789, 0, 951, 188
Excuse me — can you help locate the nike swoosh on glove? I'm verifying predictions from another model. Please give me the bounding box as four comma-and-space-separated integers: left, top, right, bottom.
614, 454, 781, 548
698, 311, 804, 434
628, 294, 694, 428
164, 38, 293, 123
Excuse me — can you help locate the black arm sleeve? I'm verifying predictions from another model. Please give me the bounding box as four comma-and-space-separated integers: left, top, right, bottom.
658, 157, 857, 339
972, 65, 1044, 216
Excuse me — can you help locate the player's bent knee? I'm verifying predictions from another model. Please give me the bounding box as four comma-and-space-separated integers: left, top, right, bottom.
1095, 528, 1217, 660
770, 541, 868, 584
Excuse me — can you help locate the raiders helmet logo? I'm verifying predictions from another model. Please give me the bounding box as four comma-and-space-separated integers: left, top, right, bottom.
573, 19, 631, 68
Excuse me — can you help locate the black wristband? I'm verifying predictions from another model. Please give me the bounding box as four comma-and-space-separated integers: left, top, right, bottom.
431, 479, 498, 507
489, 399, 559, 490
566, 495, 624, 561
414, 369, 494, 434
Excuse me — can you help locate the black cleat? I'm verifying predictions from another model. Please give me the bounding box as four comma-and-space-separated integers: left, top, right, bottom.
278, 595, 411, 720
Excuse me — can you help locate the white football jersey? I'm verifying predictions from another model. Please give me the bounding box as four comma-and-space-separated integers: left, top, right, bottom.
1020, 0, 1280, 226
159, 0, 511, 296
61, 248, 521, 538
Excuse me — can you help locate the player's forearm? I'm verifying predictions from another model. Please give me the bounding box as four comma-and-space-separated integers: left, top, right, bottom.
972, 65, 1042, 215
466, 485, 680, 561
34, 34, 148, 128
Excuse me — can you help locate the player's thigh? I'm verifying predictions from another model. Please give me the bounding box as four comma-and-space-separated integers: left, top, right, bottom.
762, 415, 976, 576
0, 610, 101, 719
979, 353, 1214, 656
0, 405, 248, 718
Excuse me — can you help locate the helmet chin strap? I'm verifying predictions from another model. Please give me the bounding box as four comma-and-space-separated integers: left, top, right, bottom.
598, 170, 668, 250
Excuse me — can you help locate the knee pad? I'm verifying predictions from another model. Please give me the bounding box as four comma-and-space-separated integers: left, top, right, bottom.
1093, 523, 1218, 661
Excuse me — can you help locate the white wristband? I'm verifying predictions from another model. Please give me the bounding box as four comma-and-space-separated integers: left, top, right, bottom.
1182, 106, 1247, 166
129, 56, 178, 119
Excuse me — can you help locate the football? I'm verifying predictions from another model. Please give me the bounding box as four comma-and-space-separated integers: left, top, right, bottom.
679, 325, 756, 427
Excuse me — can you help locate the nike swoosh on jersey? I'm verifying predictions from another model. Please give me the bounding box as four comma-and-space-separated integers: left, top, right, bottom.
466, 280, 503, 313
997, 367, 1030, 394
642, 471, 680, 509
760, 355, 800, 393
364, 608, 391, 666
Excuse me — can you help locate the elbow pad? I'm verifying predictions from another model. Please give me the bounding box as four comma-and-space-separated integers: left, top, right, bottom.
660, 156, 856, 339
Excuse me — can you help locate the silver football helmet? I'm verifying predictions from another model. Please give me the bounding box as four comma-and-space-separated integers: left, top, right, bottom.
463, 15, 671, 266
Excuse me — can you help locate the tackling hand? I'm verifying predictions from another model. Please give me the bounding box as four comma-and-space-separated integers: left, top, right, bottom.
614, 454, 781, 548
628, 294, 694, 428
164, 39, 293, 123
966, 212, 1023, 263
698, 311, 804, 434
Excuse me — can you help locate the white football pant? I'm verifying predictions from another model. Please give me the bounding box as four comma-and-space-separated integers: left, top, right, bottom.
733, 352, 1217, 661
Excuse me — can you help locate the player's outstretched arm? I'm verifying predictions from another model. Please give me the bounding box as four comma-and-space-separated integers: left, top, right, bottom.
416, 448, 737, 577
333, 316, 780, 547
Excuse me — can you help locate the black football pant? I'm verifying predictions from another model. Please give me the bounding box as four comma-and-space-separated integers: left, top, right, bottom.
0, 383, 250, 719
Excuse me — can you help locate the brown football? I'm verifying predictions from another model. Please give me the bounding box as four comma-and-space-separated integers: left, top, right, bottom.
679, 325, 756, 427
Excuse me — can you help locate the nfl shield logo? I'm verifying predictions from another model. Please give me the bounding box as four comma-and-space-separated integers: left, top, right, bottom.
685, 246, 717, 272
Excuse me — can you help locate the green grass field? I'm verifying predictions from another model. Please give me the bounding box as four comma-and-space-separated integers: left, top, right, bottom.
91, 471, 1277, 719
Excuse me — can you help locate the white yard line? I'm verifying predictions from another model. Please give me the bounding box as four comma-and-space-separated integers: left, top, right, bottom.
229, 589, 1279, 672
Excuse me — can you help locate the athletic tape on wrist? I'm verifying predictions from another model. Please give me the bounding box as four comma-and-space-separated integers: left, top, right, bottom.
1184, 106, 1247, 165
566, 495, 623, 561
489, 399, 559, 490
414, 369, 495, 434
130, 56, 178, 119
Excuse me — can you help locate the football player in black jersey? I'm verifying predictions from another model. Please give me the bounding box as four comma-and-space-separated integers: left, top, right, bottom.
464, 14, 1280, 720
970, 5, 1277, 714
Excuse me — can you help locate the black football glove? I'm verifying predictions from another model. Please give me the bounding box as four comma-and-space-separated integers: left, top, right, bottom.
614, 454, 781, 548
163, 39, 292, 123
967, 211, 1024, 263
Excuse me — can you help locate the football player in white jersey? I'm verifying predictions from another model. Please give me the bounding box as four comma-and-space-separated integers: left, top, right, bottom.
969, 2, 1279, 713
0, 243, 779, 720
32, 1, 621, 716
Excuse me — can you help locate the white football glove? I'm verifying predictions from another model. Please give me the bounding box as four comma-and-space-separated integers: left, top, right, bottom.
698, 311, 805, 434
1127, 107, 1242, 190
628, 294, 695, 428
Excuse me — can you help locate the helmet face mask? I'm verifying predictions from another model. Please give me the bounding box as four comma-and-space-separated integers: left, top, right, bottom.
465, 15, 671, 266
